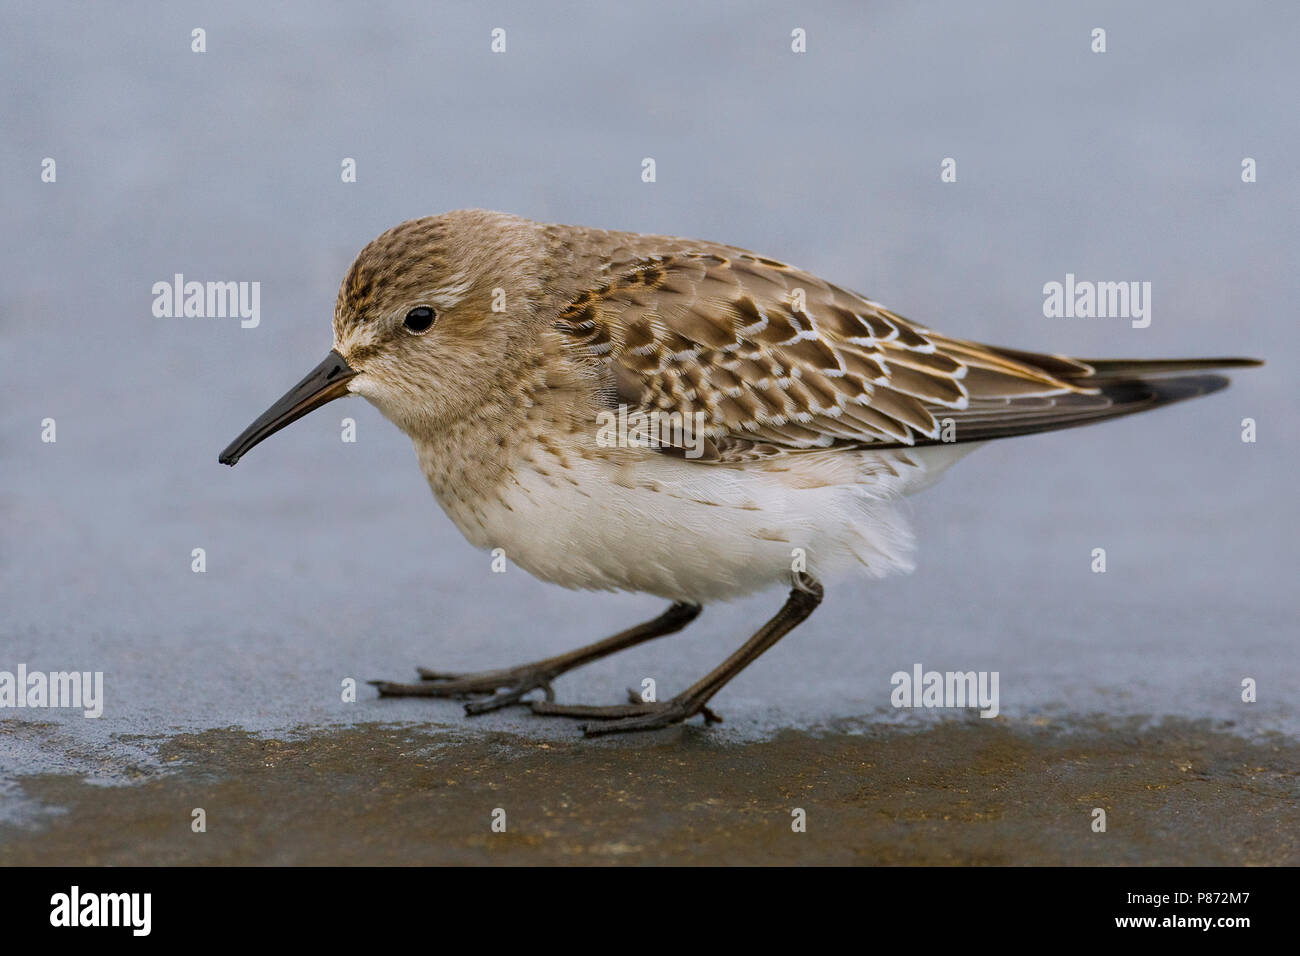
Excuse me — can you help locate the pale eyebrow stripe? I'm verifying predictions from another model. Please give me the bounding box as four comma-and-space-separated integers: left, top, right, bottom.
425, 271, 473, 307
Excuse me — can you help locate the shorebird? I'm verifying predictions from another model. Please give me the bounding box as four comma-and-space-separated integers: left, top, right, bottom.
219, 210, 1260, 735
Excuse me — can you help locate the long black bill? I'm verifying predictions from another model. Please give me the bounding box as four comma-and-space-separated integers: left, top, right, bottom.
219, 350, 357, 466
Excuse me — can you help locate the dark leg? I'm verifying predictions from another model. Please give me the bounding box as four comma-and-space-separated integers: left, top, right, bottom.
370, 601, 701, 714
532, 573, 823, 736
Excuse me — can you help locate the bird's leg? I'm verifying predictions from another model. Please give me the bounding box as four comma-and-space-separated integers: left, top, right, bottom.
370, 601, 701, 714
532, 573, 824, 736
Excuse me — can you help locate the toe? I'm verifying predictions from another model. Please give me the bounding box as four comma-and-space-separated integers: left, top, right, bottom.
581, 709, 686, 737
370, 680, 438, 697
464, 683, 546, 715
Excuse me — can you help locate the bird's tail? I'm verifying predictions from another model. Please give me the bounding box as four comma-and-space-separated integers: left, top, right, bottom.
901, 351, 1263, 447
984, 347, 1264, 382
1072, 356, 1265, 379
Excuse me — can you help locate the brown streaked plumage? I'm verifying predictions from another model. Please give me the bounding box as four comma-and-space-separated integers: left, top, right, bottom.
219, 209, 1262, 735
540, 221, 1257, 458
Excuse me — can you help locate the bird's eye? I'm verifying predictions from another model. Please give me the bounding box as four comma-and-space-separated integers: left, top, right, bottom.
403, 306, 436, 333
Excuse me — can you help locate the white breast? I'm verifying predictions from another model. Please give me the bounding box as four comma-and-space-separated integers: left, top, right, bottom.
416, 438, 978, 604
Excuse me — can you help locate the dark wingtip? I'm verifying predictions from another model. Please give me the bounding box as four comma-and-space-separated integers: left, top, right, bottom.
1078, 356, 1265, 377
1094, 373, 1235, 412
1205, 357, 1264, 369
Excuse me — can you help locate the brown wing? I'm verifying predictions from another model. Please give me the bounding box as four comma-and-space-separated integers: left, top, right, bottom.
553, 237, 1253, 457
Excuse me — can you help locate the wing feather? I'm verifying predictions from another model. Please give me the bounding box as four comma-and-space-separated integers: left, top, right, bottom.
552, 236, 1252, 460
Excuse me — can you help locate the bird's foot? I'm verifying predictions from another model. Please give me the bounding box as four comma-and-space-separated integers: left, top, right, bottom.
369, 664, 558, 715
530, 688, 722, 736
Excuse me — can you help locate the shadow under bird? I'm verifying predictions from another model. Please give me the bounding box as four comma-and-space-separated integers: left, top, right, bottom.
219, 209, 1261, 736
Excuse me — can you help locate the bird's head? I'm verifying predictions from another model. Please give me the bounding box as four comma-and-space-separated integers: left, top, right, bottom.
219, 210, 548, 466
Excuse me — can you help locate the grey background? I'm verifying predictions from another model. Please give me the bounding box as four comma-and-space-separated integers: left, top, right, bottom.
2, 1, 1296, 788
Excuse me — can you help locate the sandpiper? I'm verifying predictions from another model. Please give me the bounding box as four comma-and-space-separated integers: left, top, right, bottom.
219, 209, 1260, 735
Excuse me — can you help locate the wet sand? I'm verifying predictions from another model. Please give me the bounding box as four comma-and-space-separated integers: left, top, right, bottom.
2, 715, 1296, 866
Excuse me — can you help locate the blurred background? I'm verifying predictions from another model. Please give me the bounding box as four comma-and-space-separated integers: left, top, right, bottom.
2, 1, 1295, 790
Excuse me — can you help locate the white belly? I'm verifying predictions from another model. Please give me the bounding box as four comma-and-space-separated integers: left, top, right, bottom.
417, 440, 977, 604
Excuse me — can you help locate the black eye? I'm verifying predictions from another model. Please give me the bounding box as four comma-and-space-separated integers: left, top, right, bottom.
403, 306, 436, 333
